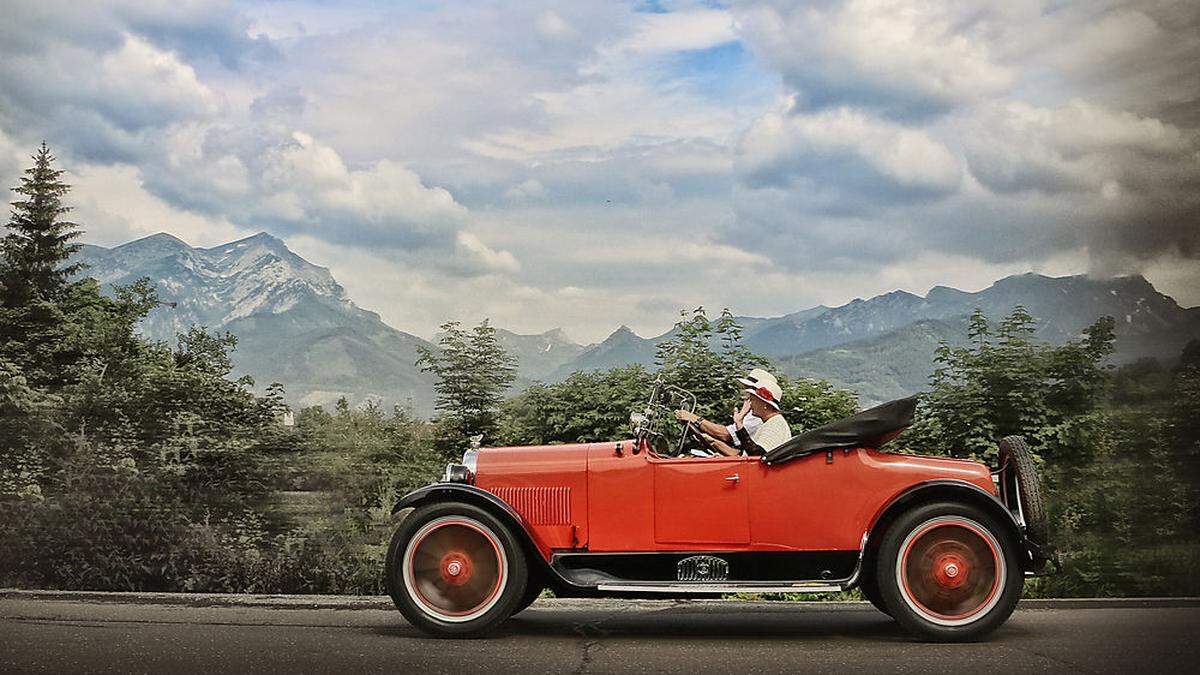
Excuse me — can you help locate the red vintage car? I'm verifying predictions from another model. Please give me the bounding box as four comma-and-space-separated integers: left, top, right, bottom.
385, 379, 1052, 641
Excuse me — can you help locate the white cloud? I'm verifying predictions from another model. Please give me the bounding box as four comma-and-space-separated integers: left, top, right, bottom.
454, 232, 521, 274
98, 34, 218, 122
732, 0, 1017, 117
535, 11, 575, 41
67, 163, 249, 248
964, 100, 1192, 195
503, 179, 547, 202
738, 103, 963, 198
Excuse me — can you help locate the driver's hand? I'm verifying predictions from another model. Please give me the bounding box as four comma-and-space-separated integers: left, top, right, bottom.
733, 400, 752, 428
674, 409, 698, 424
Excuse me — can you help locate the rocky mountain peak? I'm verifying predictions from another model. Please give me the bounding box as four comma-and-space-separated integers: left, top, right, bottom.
542, 328, 574, 343
76, 230, 350, 336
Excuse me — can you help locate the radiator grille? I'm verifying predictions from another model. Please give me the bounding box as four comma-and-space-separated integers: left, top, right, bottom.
490, 487, 571, 525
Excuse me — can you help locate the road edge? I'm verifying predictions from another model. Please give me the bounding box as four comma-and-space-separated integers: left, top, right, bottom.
2, 589, 1198, 611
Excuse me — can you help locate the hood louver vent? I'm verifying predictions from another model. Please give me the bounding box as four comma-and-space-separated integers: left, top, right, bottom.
490, 487, 571, 525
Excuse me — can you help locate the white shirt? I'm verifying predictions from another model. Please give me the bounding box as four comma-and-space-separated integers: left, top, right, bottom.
726, 413, 763, 447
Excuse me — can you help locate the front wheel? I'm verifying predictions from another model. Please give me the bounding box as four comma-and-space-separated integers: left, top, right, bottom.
386, 502, 528, 637
876, 501, 1022, 642
511, 580, 545, 615
857, 572, 892, 617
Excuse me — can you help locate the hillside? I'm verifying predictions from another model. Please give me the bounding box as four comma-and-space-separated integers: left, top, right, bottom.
775, 319, 967, 405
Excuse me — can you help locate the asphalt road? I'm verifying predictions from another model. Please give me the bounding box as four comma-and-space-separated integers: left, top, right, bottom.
2, 593, 1198, 674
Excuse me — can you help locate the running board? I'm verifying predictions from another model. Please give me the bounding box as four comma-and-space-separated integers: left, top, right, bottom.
596, 582, 844, 594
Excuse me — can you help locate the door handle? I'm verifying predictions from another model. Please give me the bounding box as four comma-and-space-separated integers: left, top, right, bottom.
725, 474, 740, 482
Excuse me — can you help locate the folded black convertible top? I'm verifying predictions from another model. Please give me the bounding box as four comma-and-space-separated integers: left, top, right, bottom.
763, 396, 918, 465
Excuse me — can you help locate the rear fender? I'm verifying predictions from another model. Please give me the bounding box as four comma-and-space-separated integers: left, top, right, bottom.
860, 480, 1036, 578
392, 483, 576, 590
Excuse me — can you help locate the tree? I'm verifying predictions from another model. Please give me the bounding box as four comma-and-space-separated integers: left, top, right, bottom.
778, 376, 858, 434
0, 143, 82, 305
500, 365, 653, 445
416, 320, 516, 452
906, 307, 1115, 463
655, 307, 767, 421
0, 144, 93, 389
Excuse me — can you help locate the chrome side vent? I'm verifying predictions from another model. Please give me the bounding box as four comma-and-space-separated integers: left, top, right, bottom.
677, 555, 729, 582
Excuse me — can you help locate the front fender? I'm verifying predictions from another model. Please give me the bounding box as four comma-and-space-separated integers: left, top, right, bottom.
392, 482, 522, 520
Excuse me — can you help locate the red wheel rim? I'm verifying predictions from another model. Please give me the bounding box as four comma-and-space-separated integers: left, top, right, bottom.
402, 517, 507, 622
897, 517, 1005, 626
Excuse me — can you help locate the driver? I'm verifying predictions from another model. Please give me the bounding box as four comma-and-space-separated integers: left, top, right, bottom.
674, 368, 792, 457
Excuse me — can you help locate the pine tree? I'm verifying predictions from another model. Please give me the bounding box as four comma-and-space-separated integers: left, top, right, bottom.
1, 142, 82, 306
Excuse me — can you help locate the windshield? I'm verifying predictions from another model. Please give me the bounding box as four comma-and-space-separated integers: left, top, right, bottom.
632, 376, 698, 454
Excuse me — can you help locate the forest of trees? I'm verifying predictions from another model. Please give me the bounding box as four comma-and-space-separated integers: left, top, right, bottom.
1, 145, 1196, 597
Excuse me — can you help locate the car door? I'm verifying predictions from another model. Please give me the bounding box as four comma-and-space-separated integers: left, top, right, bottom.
651, 456, 752, 545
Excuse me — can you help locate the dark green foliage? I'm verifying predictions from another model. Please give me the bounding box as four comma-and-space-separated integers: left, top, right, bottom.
0, 359, 60, 497
417, 320, 517, 453
778, 376, 858, 434
0, 145, 413, 594
500, 365, 653, 445
905, 307, 1115, 463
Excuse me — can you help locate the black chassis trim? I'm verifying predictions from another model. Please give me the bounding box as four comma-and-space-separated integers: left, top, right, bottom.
552, 550, 859, 587
863, 478, 1048, 575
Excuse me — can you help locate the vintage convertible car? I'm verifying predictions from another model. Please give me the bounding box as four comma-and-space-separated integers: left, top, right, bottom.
385, 378, 1052, 641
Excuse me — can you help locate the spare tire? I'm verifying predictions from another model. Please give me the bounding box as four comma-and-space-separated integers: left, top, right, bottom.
997, 436, 1048, 548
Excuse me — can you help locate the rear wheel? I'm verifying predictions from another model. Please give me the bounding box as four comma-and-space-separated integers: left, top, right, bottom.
876, 501, 1022, 642
386, 502, 528, 637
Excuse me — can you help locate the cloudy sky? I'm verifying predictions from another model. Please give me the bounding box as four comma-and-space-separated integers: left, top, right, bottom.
2, 0, 1197, 342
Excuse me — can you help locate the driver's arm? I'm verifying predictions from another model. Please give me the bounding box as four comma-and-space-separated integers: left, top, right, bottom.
675, 410, 734, 443
703, 434, 741, 457
697, 418, 734, 443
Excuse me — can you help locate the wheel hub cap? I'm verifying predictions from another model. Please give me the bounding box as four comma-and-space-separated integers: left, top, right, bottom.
898, 517, 1004, 626
440, 553, 473, 585
932, 554, 968, 589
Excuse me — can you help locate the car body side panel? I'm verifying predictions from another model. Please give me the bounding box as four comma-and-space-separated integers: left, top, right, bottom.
471, 440, 997, 562
750, 448, 997, 550
473, 443, 593, 554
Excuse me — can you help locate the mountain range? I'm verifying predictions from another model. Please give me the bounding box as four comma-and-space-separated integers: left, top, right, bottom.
76, 232, 435, 412
75, 233, 1200, 410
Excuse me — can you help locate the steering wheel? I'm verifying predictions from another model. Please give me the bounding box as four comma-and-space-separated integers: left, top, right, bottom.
681, 420, 719, 457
